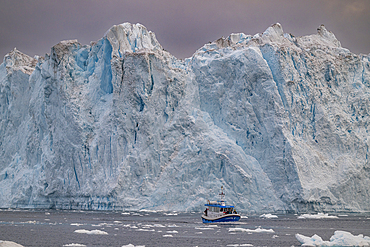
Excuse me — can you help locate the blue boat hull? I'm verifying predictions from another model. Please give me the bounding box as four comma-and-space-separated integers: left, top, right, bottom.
202, 215, 241, 223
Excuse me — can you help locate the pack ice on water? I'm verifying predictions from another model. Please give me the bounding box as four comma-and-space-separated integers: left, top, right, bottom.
0, 22, 369, 213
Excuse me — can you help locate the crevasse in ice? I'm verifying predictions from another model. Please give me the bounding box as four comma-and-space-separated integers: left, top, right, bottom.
0, 23, 369, 213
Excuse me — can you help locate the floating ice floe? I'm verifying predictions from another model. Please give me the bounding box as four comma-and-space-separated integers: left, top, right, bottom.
70, 223, 84, 226
166, 230, 178, 234
226, 244, 253, 246
0, 240, 24, 247
162, 235, 173, 237
295, 231, 370, 246
163, 213, 178, 216
297, 213, 338, 219
121, 244, 145, 247
229, 227, 274, 233
136, 228, 155, 232
63, 244, 86, 247
260, 214, 278, 219
139, 209, 158, 213
21, 221, 36, 224
74, 229, 108, 235
153, 224, 165, 228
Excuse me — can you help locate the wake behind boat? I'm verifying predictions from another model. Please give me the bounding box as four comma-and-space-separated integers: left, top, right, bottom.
202, 186, 241, 223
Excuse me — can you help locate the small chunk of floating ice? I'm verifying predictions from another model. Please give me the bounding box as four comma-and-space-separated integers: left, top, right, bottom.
121, 212, 130, 215
139, 209, 157, 213
121, 244, 145, 247
162, 235, 173, 237
153, 224, 165, 228
63, 244, 86, 247
131, 213, 142, 216
241, 216, 248, 219
166, 230, 178, 234
74, 229, 108, 235
226, 244, 253, 247
167, 224, 179, 227
22, 221, 36, 224
136, 229, 155, 232
195, 227, 214, 230
295, 230, 370, 246
163, 213, 178, 216
0, 240, 24, 247
260, 214, 278, 219
297, 213, 338, 219
229, 227, 274, 233
70, 223, 84, 226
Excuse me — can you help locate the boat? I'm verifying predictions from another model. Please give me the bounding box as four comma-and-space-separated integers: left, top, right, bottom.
202, 186, 241, 223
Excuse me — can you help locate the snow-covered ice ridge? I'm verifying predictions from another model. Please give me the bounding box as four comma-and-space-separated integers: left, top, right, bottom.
0, 22, 369, 213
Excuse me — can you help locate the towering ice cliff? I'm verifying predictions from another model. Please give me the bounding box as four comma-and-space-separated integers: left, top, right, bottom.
0, 23, 369, 213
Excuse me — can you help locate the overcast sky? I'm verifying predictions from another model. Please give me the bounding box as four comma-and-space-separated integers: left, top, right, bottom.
1, 0, 369, 59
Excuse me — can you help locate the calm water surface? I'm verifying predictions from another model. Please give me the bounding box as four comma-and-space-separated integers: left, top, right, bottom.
0, 209, 369, 247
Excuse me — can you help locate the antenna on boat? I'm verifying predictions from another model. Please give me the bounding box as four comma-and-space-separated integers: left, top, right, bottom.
219, 186, 225, 201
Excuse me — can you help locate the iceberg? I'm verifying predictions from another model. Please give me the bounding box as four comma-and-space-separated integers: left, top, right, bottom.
0, 22, 369, 213
0, 241, 24, 247
296, 231, 370, 246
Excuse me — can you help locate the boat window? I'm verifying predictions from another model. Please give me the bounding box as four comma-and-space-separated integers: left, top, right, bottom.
211, 207, 218, 212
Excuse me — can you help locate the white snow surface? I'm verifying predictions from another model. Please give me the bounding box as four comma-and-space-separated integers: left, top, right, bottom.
0, 22, 370, 213
296, 231, 370, 246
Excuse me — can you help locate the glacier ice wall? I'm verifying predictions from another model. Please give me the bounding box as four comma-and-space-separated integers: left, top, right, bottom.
0, 22, 369, 213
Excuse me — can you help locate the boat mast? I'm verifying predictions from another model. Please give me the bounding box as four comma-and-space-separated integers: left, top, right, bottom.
219, 186, 225, 202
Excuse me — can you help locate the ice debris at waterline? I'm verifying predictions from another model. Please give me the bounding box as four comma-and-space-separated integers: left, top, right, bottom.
0, 22, 370, 213
295, 231, 370, 246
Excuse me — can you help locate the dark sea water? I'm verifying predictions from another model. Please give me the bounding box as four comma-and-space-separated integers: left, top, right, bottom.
0, 209, 369, 247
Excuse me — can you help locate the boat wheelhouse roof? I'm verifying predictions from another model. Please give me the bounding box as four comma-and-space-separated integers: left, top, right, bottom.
205, 201, 235, 208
